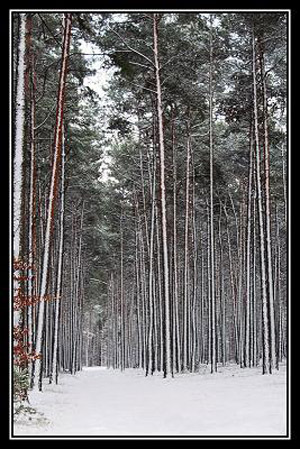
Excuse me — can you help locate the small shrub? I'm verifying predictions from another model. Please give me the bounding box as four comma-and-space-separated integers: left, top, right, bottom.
13, 365, 29, 402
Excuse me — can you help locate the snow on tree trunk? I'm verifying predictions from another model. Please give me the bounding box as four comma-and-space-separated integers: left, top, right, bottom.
27, 29, 36, 386
182, 131, 190, 372
13, 13, 27, 327
33, 13, 72, 390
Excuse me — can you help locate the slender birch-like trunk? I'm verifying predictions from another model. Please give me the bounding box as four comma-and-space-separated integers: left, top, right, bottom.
218, 204, 226, 366
72, 202, 84, 374
191, 162, 198, 372
237, 194, 245, 368
155, 204, 164, 372
171, 111, 181, 373
27, 42, 36, 385
207, 204, 211, 365
139, 224, 147, 369
199, 226, 205, 364
135, 222, 143, 368
33, 14, 72, 390
275, 204, 282, 368
138, 137, 150, 256
182, 131, 191, 372
146, 156, 156, 375
13, 13, 27, 327
245, 132, 254, 367
120, 214, 125, 371
281, 144, 287, 225
49, 129, 65, 384
223, 202, 239, 363
252, 187, 258, 366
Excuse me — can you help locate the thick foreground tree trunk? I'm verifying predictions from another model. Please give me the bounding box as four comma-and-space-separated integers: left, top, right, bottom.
13, 13, 27, 327
33, 14, 72, 390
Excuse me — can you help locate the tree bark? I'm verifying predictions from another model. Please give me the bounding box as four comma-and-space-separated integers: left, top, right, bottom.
33, 13, 72, 390
209, 16, 217, 373
245, 132, 254, 367
49, 128, 65, 384
182, 130, 191, 372
259, 39, 276, 370
13, 13, 27, 327
153, 13, 171, 377
252, 29, 270, 374
171, 110, 181, 373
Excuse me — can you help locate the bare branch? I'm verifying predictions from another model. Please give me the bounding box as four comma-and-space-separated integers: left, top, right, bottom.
37, 13, 62, 46
129, 82, 157, 95
34, 103, 56, 131
129, 61, 154, 71
107, 24, 155, 68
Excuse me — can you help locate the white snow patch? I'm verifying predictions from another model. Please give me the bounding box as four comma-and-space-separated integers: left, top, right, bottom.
13, 363, 287, 437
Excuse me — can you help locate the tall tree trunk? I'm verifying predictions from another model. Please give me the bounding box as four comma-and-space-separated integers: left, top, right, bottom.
27, 36, 36, 385
252, 29, 270, 375
146, 156, 156, 375
155, 204, 164, 372
237, 194, 245, 368
281, 144, 287, 226
33, 14, 72, 390
209, 16, 217, 373
171, 110, 181, 373
13, 13, 27, 327
245, 132, 254, 367
218, 204, 226, 366
199, 226, 205, 364
72, 202, 84, 374
223, 202, 239, 363
191, 161, 198, 372
275, 204, 282, 368
153, 13, 171, 377
135, 223, 143, 368
49, 128, 65, 384
259, 41, 276, 370
120, 214, 126, 371
207, 203, 211, 366
182, 130, 191, 372
252, 187, 258, 366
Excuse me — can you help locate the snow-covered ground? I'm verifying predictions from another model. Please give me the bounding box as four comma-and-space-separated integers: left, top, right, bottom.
13, 363, 287, 437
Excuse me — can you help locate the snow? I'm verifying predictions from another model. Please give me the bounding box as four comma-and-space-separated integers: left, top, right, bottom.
13, 364, 287, 437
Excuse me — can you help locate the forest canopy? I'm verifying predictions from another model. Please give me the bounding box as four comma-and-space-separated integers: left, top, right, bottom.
12, 11, 288, 397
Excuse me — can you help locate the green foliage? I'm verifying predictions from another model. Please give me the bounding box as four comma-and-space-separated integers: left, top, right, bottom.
13, 366, 29, 402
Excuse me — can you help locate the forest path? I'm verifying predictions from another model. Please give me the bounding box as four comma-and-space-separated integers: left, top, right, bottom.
14, 364, 287, 437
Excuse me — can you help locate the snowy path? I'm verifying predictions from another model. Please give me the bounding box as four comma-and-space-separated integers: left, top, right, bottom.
14, 364, 287, 437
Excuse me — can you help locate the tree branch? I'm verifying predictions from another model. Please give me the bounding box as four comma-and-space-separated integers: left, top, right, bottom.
107, 24, 155, 68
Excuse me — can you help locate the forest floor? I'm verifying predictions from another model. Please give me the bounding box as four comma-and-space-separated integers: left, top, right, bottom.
13, 363, 287, 437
